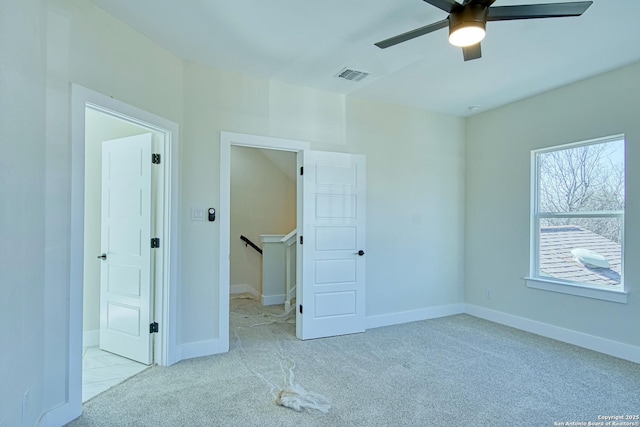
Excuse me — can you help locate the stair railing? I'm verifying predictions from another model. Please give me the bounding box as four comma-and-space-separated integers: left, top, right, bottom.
281, 229, 297, 312
240, 235, 263, 255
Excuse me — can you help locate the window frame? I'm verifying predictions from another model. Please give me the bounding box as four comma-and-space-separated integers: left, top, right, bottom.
526, 134, 627, 303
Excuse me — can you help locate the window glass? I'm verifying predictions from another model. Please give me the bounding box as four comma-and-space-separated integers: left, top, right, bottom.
533, 137, 625, 289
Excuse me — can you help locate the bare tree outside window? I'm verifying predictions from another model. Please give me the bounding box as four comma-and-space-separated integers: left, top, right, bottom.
538, 140, 625, 243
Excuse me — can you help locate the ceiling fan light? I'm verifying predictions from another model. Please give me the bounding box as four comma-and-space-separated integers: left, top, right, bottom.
449, 23, 486, 47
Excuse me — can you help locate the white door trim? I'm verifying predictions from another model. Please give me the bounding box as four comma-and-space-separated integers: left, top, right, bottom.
219, 132, 310, 351
67, 84, 180, 416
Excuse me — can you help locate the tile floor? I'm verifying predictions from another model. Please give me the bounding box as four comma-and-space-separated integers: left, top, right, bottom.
82, 346, 149, 402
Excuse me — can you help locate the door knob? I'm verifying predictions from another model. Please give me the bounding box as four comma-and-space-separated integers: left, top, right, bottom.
355, 250, 365, 256
97, 254, 107, 260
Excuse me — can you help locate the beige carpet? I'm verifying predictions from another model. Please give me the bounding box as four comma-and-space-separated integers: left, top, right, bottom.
67, 296, 640, 426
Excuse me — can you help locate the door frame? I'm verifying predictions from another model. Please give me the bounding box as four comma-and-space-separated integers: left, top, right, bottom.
69, 85, 180, 408
219, 132, 309, 349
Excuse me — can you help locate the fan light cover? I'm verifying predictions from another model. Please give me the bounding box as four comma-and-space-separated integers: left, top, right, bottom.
449, 23, 486, 47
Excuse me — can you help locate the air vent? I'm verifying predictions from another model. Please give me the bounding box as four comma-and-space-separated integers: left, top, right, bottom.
335, 68, 370, 82
571, 248, 610, 269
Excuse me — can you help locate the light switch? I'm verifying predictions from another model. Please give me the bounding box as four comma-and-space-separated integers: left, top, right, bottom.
191, 208, 205, 221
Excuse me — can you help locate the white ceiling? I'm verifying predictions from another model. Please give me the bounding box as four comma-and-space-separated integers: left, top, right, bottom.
89, 0, 640, 117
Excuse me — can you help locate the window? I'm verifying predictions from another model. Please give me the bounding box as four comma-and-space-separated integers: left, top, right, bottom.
528, 135, 626, 302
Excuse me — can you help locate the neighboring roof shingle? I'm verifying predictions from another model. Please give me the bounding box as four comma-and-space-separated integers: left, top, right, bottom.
539, 225, 621, 286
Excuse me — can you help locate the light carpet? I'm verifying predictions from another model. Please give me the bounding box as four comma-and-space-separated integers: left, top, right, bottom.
67, 296, 640, 426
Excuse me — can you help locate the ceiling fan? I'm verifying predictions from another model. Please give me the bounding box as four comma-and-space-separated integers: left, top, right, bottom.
375, 0, 593, 61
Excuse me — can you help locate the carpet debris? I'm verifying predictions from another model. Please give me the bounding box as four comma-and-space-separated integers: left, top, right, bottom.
229, 294, 331, 413
275, 362, 331, 413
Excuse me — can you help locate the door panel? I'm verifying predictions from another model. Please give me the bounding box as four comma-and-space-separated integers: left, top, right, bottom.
298, 150, 366, 340
315, 259, 356, 284
100, 133, 154, 364
106, 302, 141, 336
315, 227, 356, 250
315, 291, 356, 317
106, 264, 141, 296
315, 195, 357, 218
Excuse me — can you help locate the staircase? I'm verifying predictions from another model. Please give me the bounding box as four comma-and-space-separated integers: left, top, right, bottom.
260, 229, 297, 310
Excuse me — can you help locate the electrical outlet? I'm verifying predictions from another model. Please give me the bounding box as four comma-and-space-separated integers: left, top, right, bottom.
486, 289, 493, 300
22, 389, 29, 419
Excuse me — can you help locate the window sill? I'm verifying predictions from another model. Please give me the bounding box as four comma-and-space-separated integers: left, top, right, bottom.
524, 277, 628, 304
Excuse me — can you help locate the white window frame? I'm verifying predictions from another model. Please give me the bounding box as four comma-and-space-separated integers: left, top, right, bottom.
526, 135, 627, 303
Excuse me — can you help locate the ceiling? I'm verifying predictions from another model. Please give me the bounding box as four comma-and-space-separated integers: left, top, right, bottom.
89, 0, 640, 117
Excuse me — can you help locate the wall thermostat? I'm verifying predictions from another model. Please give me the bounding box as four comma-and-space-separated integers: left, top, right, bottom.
208, 208, 216, 222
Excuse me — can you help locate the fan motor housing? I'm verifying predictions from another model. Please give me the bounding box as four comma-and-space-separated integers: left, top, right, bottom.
449, 4, 489, 36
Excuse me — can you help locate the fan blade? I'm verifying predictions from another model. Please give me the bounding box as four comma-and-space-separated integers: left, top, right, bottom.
487, 1, 592, 21
423, 0, 460, 13
462, 43, 482, 61
467, 0, 496, 6
375, 19, 449, 49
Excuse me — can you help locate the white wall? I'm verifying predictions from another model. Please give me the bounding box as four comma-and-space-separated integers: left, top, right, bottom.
465, 61, 640, 348
268, 80, 346, 145
83, 109, 156, 334
347, 97, 467, 319
230, 146, 296, 296
0, 1, 46, 426
180, 64, 258, 345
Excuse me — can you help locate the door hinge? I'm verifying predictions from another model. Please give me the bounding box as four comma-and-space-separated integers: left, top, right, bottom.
152, 153, 161, 164
299, 305, 303, 314
151, 238, 160, 248
300, 166, 303, 175
299, 236, 303, 245
150, 322, 159, 333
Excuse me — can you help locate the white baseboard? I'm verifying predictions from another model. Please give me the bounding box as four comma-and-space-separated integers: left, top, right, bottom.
262, 294, 285, 306
39, 401, 82, 427
366, 303, 465, 330
178, 338, 228, 361
465, 304, 640, 364
83, 329, 99, 347
230, 284, 259, 299
178, 300, 639, 364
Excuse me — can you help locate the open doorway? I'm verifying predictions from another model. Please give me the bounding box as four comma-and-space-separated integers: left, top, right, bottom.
219, 132, 310, 352
229, 146, 298, 334
219, 132, 367, 347
81, 108, 162, 401
70, 85, 180, 411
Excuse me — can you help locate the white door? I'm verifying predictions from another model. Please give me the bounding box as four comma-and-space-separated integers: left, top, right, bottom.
297, 150, 366, 340
99, 133, 154, 364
